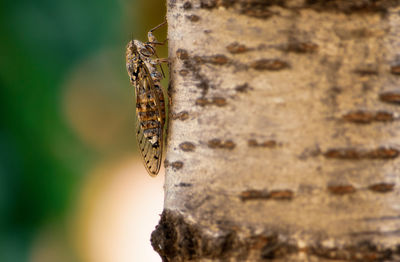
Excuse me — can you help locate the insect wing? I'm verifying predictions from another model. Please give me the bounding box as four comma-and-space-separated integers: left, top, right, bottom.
135, 64, 164, 176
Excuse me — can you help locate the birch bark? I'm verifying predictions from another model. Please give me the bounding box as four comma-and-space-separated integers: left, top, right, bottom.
152, 1, 400, 261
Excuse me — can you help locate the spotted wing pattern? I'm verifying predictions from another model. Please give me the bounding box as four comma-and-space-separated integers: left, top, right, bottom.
134, 61, 166, 176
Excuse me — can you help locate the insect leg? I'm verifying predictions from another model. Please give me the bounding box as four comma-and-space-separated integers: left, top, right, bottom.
147, 38, 168, 46
148, 21, 167, 43
145, 21, 168, 78
151, 58, 169, 78
152, 58, 169, 64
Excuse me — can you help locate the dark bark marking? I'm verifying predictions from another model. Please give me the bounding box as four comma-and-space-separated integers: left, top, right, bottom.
368, 182, 395, 193
179, 69, 189, 76
180, 52, 245, 100
379, 91, 400, 104
284, 41, 319, 54
164, 160, 184, 170
195, 98, 209, 107
298, 145, 322, 160
342, 110, 394, 123
182, 1, 192, 9
325, 86, 342, 108
251, 59, 289, 71
179, 142, 196, 152
195, 97, 227, 107
226, 42, 250, 54
171, 110, 189, 121
363, 215, 400, 221
328, 184, 356, 195
235, 83, 253, 93
198, 54, 229, 65
164, 160, 168, 167
176, 182, 192, 187
367, 147, 399, 159
305, 0, 400, 14
324, 147, 399, 159
336, 28, 379, 40
200, 0, 284, 19
197, 0, 399, 18
176, 49, 189, 60
240, 189, 293, 201
353, 67, 379, 76
240, 190, 270, 201
200, 0, 218, 9
186, 14, 201, 22
171, 161, 184, 170
168, 0, 177, 9
195, 79, 211, 97
391, 65, 400, 75
212, 97, 227, 106
248, 139, 277, 148
180, 54, 212, 96
240, 7, 275, 19
207, 138, 236, 150
269, 190, 294, 200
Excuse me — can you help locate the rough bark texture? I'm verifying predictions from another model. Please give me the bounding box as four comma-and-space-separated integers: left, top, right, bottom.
152, 0, 400, 261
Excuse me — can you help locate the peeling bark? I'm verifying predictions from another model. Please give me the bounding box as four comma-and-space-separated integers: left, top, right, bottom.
153, 0, 400, 261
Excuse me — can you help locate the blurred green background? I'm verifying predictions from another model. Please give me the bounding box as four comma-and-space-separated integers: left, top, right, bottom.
0, 0, 167, 261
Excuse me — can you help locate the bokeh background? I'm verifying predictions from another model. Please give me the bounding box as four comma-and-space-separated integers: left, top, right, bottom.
0, 0, 167, 261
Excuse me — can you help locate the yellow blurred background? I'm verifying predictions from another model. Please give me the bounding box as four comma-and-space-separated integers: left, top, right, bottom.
0, 0, 167, 261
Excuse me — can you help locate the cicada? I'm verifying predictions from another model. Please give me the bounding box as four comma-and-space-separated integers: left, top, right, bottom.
126, 21, 168, 176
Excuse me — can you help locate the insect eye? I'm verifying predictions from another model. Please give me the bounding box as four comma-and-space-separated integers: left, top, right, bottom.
146, 46, 155, 55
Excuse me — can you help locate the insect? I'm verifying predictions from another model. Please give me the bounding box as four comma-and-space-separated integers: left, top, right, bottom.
126, 21, 168, 176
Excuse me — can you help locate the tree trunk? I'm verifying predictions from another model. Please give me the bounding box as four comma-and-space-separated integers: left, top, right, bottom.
152, 1, 400, 261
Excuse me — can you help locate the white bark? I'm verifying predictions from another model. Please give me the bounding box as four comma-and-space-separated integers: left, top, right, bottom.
152, 1, 400, 261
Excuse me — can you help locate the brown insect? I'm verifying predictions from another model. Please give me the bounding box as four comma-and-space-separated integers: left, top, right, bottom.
126, 21, 168, 176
